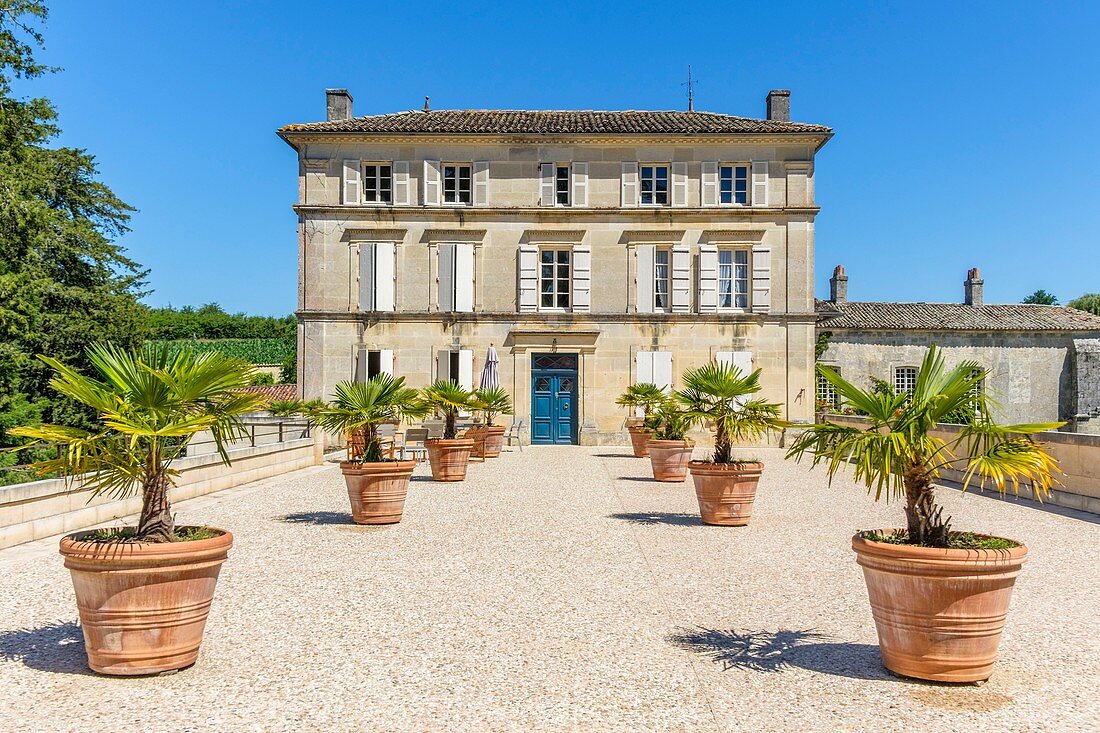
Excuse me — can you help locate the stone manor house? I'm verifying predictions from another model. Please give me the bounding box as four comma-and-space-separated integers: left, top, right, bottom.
279, 89, 831, 444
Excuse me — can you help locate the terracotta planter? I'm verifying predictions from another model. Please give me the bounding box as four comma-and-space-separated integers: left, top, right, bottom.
482, 425, 506, 457
59, 527, 233, 675
689, 461, 763, 526
340, 460, 415, 524
627, 426, 654, 457
852, 531, 1028, 683
425, 438, 475, 481
646, 439, 694, 482
466, 426, 488, 459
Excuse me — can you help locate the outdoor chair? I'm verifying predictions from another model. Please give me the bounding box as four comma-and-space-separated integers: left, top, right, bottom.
423, 420, 445, 439
377, 423, 397, 459
503, 418, 524, 452
400, 428, 429, 463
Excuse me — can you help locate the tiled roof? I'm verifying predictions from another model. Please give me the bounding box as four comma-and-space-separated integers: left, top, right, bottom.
279, 109, 832, 136
816, 300, 1100, 332
240, 384, 299, 402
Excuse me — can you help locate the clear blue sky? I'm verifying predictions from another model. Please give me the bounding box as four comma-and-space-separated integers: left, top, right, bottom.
18, 1, 1100, 315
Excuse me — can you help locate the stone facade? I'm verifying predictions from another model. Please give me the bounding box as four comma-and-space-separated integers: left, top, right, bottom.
280, 94, 832, 443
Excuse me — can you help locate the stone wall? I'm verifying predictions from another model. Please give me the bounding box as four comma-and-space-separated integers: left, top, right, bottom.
1073, 338, 1100, 433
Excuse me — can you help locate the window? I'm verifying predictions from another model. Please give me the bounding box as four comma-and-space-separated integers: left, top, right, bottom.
355, 348, 394, 382
555, 165, 570, 205
817, 368, 841, 409
967, 367, 984, 415
640, 165, 669, 205
361, 163, 392, 204
438, 243, 474, 312
654, 249, 671, 311
719, 164, 749, 205
443, 164, 472, 204
539, 248, 571, 309
718, 249, 750, 310
437, 349, 474, 390
894, 366, 919, 394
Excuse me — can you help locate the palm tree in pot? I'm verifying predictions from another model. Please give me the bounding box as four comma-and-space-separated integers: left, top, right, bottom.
315, 375, 429, 524
9, 343, 265, 675
473, 386, 513, 458
419, 380, 478, 481
645, 399, 696, 482
676, 362, 788, 525
786, 346, 1062, 683
616, 382, 666, 457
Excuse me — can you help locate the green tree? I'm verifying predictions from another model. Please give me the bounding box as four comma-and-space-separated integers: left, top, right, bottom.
1022, 289, 1058, 305
0, 2, 147, 482
1068, 293, 1100, 316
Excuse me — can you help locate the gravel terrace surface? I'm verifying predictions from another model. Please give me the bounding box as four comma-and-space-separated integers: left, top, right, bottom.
0, 446, 1097, 733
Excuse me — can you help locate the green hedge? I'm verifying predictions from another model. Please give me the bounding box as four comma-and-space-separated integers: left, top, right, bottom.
147, 338, 295, 365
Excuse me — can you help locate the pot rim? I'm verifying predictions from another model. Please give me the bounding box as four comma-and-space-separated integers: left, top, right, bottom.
340, 459, 417, 472
627, 425, 653, 433
688, 460, 764, 470
60, 525, 233, 561
852, 530, 1028, 562
425, 438, 476, 447
645, 438, 695, 447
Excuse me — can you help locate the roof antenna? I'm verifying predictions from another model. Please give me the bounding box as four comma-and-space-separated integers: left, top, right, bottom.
682, 65, 697, 112
423, 95, 430, 112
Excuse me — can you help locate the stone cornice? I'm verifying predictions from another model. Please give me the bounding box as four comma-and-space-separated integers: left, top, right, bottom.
280, 131, 831, 150
303, 157, 330, 170
701, 228, 769, 244
344, 227, 407, 242
621, 229, 686, 244
421, 228, 487, 242
292, 204, 821, 219
520, 229, 587, 243
296, 309, 819, 325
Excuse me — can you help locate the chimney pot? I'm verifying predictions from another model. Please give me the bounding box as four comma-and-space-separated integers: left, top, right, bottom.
326, 88, 353, 122
767, 89, 791, 122
964, 267, 984, 306
829, 264, 848, 305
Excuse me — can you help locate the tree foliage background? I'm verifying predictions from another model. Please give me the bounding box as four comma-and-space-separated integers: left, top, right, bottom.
0, 1, 148, 482
1022, 289, 1058, 305
1068, 293, 1100, 316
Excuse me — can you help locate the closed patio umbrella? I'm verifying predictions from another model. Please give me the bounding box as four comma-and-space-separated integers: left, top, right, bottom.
479, 345, 500, 390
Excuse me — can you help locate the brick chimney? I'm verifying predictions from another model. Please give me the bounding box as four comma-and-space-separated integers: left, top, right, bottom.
964, 267, 983, 306
829, 265, 848, 304
326, 88, 353, 122
766, 89, 791, 122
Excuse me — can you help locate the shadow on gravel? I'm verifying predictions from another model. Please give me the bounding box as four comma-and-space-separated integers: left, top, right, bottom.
669, 627, 897, 681
279, 511, 357, 526
610, 512, 701, 526
0, 620, 93, 676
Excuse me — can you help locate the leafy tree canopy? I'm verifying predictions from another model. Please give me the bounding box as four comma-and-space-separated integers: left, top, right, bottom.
144, 303, 296, 340
1068, 293, 1100, 316
1022, 289, 1058, 305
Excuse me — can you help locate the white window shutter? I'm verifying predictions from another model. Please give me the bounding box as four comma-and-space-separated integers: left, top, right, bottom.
392, 161, 410, 205
458, 349, 474, 391
539, 163, 555, 207
358, 244, 374, 311
672, 162, 688, 207
653, 352, 673, 393
635, 350, 654, 384
572, 243, 591, 312
379, 349, 395, 376
751, 245, 771, 313
518, 244, 538, 312
572, 162, 588, 207
701, 162, 718, 206
621, 162, 638, 207
698, 243, 718, 313
423, 159, 441, 206
473, 161, 489, 206
635, 244, 655, 313
436, 349, 450, 382
355, 347, 369, 382
438, 244, 455, 311
343, 159, 360, 204
671, 244, 691, 313
374, 242, 395, 312
751, 161, 769, 206
454, 243, 475, 312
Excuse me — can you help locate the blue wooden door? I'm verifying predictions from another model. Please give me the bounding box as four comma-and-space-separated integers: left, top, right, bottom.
531, 353, 578, 444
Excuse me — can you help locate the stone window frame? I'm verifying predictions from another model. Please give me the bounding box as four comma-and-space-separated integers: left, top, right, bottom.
639, 163, 671, 206
442, 162, 473, 205
653, 247, 672, 313
717, 247, 752, 312
718, 163, 750, 206
537, 246, 573, 312
816, 367, 841, 409
360, 162, 393, 205
554, 164, 571, 206
894, 365, 919, 395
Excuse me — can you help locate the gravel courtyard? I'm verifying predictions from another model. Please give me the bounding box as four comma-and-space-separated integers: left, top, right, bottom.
1, 446, 1097, 732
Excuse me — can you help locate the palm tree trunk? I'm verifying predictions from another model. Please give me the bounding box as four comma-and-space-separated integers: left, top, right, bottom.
903, 467, 949, 547
137, 469, 174, 541
444, 410, 457, 440
714, 422, 731, 464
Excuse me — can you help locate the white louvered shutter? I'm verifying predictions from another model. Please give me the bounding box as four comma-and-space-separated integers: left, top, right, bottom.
454, 243, 475, 312
751, 161, 769, 206
652, 352, 673, 392
635, 244, 655, 313
438, 244, 455, 311
717, 351, 753, 375
423, 159, 441, 206
374, 242, 395, 312
358, 244, 374, 311
518, 244, 538, 312
635, 350, 654, 384
355, 347, 369, 382
698, 244, 718, 313
473, 161, 489, 206
539, 163, 555, 207
751, 244, 771, 313
392, 161, 410, 205
436, 350, 451, 382
672, 162, 688, 207
621, 162, 638, 207
572, 243, 591, 312
572, 162, 588, 207
671, 244, 691, 313
343, 160, 360, 204
701, 162, 718, 207
379, 349, 395, 376
458, 349, 474, 391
